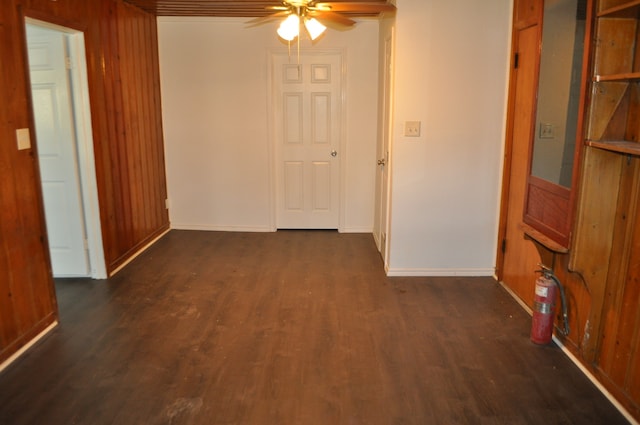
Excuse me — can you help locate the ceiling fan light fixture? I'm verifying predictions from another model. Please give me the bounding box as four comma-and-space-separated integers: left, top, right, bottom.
277, 14, 300, 41
304, 17, 326, 40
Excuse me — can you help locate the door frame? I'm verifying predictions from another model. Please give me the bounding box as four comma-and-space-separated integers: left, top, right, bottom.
25, 18, 106, 279
268, 48, 347, 231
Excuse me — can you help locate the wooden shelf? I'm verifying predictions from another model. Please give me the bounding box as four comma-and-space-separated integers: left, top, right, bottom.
586, 139, 640, 155
519, 223, 569, 254
599, 0, 640, 17
595, 72, 640, 82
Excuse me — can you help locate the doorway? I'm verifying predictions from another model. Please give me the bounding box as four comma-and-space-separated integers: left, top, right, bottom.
271, 50, 344, 230
25, 20, 106, 279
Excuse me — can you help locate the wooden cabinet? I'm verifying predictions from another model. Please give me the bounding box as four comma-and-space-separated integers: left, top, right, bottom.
570, 0, 640, 418
586, 0, 640, 153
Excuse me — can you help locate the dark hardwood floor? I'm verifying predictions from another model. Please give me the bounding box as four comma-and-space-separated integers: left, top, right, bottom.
0, 230, 630, 424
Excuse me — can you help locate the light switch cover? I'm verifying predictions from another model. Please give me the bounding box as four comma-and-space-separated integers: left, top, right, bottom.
16, 128, 31, 150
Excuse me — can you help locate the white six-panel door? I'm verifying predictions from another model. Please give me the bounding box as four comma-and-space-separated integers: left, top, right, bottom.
27, 25, 90, 277
273, 52, 342, 229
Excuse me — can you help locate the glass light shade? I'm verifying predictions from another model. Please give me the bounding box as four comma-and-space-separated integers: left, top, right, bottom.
304, 18, 326, 40
277, 14, 300, 41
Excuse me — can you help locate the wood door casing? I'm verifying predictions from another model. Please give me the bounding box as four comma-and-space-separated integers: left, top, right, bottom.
28, 25, 90, 277
499, 23, 543, 302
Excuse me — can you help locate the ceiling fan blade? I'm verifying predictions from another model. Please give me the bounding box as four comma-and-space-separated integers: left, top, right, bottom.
246, 10, 291, 26
313, 2, 396, 13
308, 10, 356, 27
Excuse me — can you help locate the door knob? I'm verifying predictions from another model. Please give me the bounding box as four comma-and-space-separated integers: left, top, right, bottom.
377, 158, 386, 166
331, 150, 338, 157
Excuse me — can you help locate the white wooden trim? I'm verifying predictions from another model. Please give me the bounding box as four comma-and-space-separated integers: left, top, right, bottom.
0, 322, 58, 374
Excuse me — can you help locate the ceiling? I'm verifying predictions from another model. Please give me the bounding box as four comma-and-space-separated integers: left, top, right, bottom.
122, 0, 395, 17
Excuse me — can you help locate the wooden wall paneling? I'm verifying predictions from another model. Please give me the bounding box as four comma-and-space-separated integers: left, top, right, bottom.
102, 1, 135, 256
626, 249, 640, 404
554, 257, 592, 351
95, 0, 120, 267
139, 9, 158, 238
626, 84, 640, 142
0, 0, 58, 363
1, 0, 169, 363
593, 18, 637, 77
118, 2, 138, 250
0, 2, 23, 352
569, 147, 624, 362
130, 6, 145, 241
110, 0, 169, 270
598, 158, 639, 380
100, 0, 169, 272
132, 9, 150, 239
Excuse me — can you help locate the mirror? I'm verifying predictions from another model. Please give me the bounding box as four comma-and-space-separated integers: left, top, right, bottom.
531, 0, 586, 188
523, 0, 588, 249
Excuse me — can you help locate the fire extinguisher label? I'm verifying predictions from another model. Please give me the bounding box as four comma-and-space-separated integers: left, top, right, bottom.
535, 285, 548, 297
534, 301, 552, 314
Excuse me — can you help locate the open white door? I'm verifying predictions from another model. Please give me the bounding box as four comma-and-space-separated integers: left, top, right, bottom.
374, 34, 394, 265
26, 22, 106, 278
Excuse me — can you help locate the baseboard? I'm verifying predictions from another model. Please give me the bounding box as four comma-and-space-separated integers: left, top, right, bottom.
553, 337, 638, 425
339, 226, 373, 233
0, 321, 58, 374
497, 280, 638, 424
386, 267, 495, 277
109, 228, 171, 277
170, 223, 272, 232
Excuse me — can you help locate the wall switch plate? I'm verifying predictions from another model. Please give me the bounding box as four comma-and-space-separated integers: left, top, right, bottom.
16, 128, 31, 150
539, 122, 554, 139
404, 121, 421, 137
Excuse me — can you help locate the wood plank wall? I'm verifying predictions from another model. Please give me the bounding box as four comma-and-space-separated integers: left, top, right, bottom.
499, 0, 640, 419
0, 0, 169, 364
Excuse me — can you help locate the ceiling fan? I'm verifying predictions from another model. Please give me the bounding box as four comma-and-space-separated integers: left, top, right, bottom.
248, 1, 396, 41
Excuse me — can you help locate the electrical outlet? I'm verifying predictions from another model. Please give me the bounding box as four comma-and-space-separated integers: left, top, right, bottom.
404, 121, 421, 137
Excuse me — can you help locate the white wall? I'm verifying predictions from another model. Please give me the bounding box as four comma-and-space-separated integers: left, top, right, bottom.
158, 1, 512, 276
387, 0, 512, 275
158, 18, 379, 232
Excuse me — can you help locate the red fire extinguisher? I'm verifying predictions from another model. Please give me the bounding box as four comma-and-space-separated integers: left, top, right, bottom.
530, 265, 570, 345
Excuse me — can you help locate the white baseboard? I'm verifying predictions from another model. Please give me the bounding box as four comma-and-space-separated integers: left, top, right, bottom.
0, 321, 58, 374
170, 223, 272, 232
386, 267, 495, 277
497, 280, 638, 424
339, 226, 373, 233
553, 337, 638, 425
109, 228, 171, 276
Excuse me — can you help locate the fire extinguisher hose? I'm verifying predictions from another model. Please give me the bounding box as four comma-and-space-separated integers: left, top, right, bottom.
541, 267, 571, 336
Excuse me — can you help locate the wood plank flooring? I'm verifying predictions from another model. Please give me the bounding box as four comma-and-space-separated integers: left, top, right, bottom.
0, 230, 630, 424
